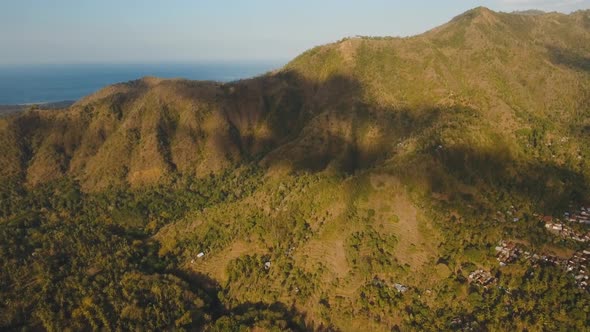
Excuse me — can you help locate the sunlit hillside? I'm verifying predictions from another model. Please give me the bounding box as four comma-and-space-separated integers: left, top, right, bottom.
1, 7, 589, 331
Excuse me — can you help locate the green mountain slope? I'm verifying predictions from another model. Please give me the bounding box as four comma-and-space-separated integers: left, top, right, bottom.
1, 7, 590, 331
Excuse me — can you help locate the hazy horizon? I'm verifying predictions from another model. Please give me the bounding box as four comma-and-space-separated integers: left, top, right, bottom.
2, 0, 589, 65
0, 61, 285, 105
0, 59, 289, 67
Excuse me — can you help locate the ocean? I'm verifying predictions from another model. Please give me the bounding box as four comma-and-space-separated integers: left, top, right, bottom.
0, 62, 285, 105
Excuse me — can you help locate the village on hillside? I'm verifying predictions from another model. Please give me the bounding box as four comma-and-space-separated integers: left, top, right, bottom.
469, 206, 590, 291
493, 240, 589, 290
491, 205, 590, 292
543, 206, 590, 242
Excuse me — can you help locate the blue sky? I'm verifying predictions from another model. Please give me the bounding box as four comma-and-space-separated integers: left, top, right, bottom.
1, 0, 588, 64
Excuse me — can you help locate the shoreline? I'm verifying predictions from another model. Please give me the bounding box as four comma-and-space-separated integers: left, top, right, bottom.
16, 100, 76, 106
0, 100, 75, 116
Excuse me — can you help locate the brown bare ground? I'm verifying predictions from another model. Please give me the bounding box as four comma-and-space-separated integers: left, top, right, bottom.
368, 173, 439, 270
302, 237, 349, 278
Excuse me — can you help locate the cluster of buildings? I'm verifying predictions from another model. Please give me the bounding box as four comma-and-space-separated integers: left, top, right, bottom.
495, 240, 565, 267
564, 207, 590, 225
495, 241, 522, 266
542, 206, 590, 242
495, 240, 589, 291
468, 269, 496, 288
493, 205, 520, 223
566, 250, 590, 290
528, 252, 562, 266
544, 221, 590, 242
492, 205, 590, 290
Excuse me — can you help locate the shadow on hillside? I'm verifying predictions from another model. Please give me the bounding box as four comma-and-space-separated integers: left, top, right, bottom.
547, 45, 590, 72
216, 70, 445, 175
172, 270, 320, 330
227, 301, 312, 331
422, 143, 589, 213
218, 71, 367, 166
9, 61, 590, 211
283, 105, 442, 174
217, 69, 590, 212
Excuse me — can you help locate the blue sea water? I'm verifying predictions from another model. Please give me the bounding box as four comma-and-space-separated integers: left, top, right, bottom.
0, 62, 284, 105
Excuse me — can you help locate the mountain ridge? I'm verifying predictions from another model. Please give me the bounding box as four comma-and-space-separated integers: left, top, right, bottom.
2, 7, 589, 191
1, 8, 590, 329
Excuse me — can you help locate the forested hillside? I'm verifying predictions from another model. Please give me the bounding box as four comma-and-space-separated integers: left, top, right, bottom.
1, 7, 590, 331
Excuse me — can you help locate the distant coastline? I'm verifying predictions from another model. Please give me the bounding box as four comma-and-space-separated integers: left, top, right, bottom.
0, 100, 75, 116
0, 62, 285, 105
18, 100, 76, 107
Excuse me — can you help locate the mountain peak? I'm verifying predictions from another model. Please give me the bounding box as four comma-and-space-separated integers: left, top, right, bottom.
463, 6, 496, 17
472, 6, 495, 14
451, 6, 499, 25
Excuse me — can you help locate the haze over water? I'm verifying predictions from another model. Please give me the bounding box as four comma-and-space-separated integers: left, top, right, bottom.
0, 62, 284, 105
